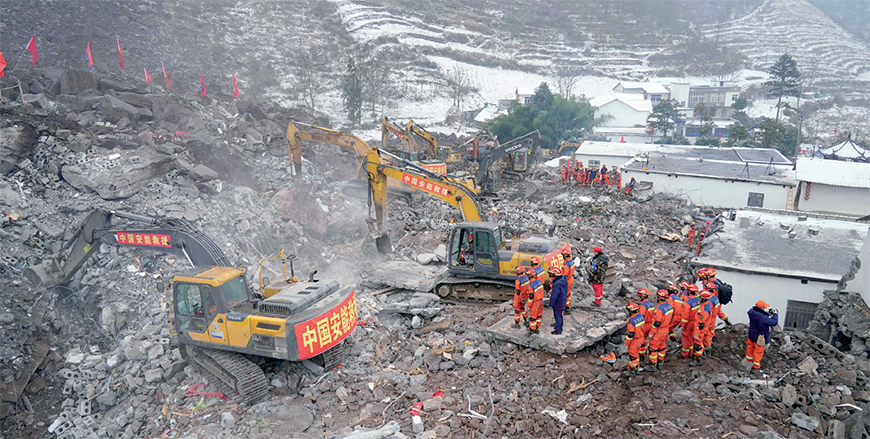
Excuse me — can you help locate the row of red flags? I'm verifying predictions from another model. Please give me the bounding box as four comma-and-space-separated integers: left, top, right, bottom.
1, 36, 240, 98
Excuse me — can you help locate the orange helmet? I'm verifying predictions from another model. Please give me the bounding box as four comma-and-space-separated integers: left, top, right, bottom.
515, 265, 526, 275
687, 284, 699, 295
548, 267, 562, 277
707, 268, 717, 278
636, 288, 650, 299
696, 269, 707, 280
656, 289, 669, 300
626, 302, 640, 313
561, 249, 571, 258
700, 291, 713, 299
705, 281, 718, 291
679, 281, 690, 291
530, 256, 540, 266
667, 284, 679, 294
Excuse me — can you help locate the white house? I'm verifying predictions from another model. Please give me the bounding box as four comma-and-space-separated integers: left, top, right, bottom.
693, 209, 869, 328
589, 92, 652, 128
571, 141, 658, 170
612, 81, 670, 103
591, 126, 661, 144
795, 158, 870, 217
515, 87, 535, 105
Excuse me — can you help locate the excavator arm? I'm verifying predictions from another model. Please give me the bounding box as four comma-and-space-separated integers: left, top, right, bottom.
406, 120, 438, 158
361, 148, 483, 235
286, 121, 371, 174
381, 117, 414, 152
476, 130, 541, 193
29, 209, 231, 287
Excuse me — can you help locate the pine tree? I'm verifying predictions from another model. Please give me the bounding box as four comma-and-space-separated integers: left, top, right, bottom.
341, 57, 362, 127
764, 54, 801, 122
532, 82, 554, 111
647, 99, 681, 140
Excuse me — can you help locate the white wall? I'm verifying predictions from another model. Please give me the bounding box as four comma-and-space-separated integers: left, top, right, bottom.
713, 269, 833, 326
574, 154, 634, 169
799, 182, 870, 217
623, 169, 792, 209
594, 101, 649, 127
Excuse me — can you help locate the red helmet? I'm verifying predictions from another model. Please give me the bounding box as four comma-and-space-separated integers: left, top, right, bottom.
667, 284, 679, 294
515, 265, 525, 275
593, 246, 602, 253
705, 281, 718, 291
526, 268, 536, 277
636, 288, 650, 299
530, 256, 540, 266
700, 291, 713, 299
548, 267, 562, 277
687, 284, 699, 294
561, 249, 572, 258
696, 269, 707, 280
679, 281, 690, 291
707, 268, 717, 278
626, 302, 640, 313
656, 289, 669, 300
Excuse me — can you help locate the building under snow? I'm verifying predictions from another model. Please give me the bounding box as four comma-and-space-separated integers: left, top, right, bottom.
794, 158, 870, 217
693, 209, 870, 328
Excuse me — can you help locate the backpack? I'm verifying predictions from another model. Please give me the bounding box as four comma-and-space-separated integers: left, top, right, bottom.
717, 282, 733, 305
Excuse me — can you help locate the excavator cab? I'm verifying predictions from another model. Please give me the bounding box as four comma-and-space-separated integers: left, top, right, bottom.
510, 149, 530, 172
170, 266, 253, 346
447, 222, 503, 277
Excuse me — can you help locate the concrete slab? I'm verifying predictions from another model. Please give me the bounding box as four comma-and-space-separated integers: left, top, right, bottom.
359, 260, 448, 292
484, 300, 627, 355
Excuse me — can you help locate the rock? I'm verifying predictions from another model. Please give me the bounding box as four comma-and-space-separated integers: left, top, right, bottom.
797, 356, 818, 374
756, 432, 786, 439
147, 344, 164, 361
853, 391, 870, 402
336, 387, 349, 402
271, 376, 287, 388
409, 293, 440, 308
121, 338, 147, 361
22, 93, 55, 110
417, 253, 439, 265
411, 316, 423, 329
64, 348, 85, 364
412, 415, 424, 434
220, 412, 235, 429
61, 147, 173, 199
671, 390, 699, 404
738, 425, 758, 435
143, 368, 163, 383
190, 164, 219, 181
833, 369, 857, 386
106, 354, 124, 368
829, 420, 846, 439
101, 95, 139, 123
791, 410, 820, 431
272, 187, 328, 239
781, 384, 797, 407
96, 391, 117, 407
60, 70, 98, 94
422, 397, 442, 412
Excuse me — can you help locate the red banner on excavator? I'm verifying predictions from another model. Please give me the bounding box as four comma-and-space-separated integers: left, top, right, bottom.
115, 232, 172, 248
294, 290, 357, 360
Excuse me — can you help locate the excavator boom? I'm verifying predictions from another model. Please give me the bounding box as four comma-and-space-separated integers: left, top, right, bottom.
381, 117, 414, 152
476, 130, 541, 194
287, 121, 371, 174
406, 120, 438, 158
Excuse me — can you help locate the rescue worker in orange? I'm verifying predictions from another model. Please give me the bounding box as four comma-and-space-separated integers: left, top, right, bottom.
561, 162, 571, 184
512, 266, 531, 328
702, 281, 732, 354
636, 289, 655, 359
529, 256, 546, 284
747, 300, 778, 372
625, 303, 646, 376
687, 222, 696, 249
666, 285, 688, 342
526, 268, 545, 335
681, 285, 701, 359
561, 249, 575, 314
691, 291, 712, 366
647, 289, 674, 371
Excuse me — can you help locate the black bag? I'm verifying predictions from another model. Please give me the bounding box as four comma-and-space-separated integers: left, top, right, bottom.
717, 282, 733, 305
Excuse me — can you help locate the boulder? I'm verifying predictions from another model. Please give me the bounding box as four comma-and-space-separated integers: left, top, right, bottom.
190, 164, 219, 181
61, 147, 173, 199
791, 410, 820, 431
99, 79, 142, 93
21, 93, 55, 110
220, 412, 235, 429
60, 70, 98, 94
272, 187, 328, 239
100, 95, 139, 123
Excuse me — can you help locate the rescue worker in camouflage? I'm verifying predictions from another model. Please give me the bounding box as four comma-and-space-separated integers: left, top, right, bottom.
526, 268, 545, 335
691, 291, 713, 366
646, 289, 674, 371
625, 303, 646, 376
512, 266, 531, 328
587, 246, 608, 305
561, 249, 575, 314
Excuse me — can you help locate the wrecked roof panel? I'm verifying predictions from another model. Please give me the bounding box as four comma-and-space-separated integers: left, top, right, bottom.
694, 210, 869, 280
625, 154, 796, 184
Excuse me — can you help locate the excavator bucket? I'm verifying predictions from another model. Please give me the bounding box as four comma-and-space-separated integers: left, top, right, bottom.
25, 258, 63, 288
375, 233, 392, 256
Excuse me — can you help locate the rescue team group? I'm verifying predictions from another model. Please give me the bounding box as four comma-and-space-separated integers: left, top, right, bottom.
560, 160, 621, 188
512, 247, 780, 376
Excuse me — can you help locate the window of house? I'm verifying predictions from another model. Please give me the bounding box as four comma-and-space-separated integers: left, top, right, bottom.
684, 127, 701, 137
784, 300, 819, 330
747, 192, 764, 207
690, 93, 704, 103
588, 159, 600, 168
650, 94, 662, 102
731, 94, 738, 101
712, 93, 725, 103
714, 128, 728, 137
524, 97, 533, 104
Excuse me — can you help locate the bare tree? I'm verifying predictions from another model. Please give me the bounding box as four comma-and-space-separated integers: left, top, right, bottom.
360, 53, 397, 116
554, 68, 578, 99
443, 66, 479, 110
293, 49, 328, 111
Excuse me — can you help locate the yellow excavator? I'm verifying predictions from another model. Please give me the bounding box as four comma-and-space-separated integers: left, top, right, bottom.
545, 140, 582, 158
360, 147, 570, 300
405, 119, 461, 164
28, 209, 356, 403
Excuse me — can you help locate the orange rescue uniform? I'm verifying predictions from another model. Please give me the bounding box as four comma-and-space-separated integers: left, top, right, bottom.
527, 278, 545, 331
649, 302, 674, 365
513, 274, 531, 324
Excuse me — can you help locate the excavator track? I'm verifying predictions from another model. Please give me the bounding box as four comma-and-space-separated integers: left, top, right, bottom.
435, 278, 516, 303
320, 340, 349, 370
183, 346, 270, 404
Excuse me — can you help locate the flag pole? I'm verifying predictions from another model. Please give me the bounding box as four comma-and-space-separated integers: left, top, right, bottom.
10, 40, 29, 72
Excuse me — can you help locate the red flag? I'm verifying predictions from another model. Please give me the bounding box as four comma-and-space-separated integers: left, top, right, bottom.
620, 136, 625, 143
86, 42, 93, 70
144, 68, 152, 82
232, 73, 239, 98
200, 71, 206, 96
26, 36, 36, 65
116, 37, 125, 69
162, 62, 171, 88
0, 51, 6, 77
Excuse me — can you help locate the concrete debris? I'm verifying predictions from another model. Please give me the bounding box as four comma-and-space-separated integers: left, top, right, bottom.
791, 410, 820, 431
